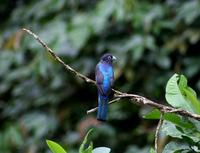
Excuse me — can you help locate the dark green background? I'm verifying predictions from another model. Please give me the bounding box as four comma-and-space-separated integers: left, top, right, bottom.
0, 0, 200, 153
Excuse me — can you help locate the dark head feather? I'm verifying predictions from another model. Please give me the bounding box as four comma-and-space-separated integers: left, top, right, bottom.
100, 53, 116, 64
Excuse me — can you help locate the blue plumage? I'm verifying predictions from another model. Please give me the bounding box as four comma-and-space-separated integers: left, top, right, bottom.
95, 53, 116, 121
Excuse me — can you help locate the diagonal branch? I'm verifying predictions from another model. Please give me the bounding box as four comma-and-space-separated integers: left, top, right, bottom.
22, 28, 200, 121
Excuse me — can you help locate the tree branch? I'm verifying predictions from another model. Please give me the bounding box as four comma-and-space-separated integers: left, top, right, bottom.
22, 28, 200, 121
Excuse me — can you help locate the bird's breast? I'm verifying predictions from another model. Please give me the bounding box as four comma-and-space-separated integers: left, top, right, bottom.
99, 65, 113, 78
99, 64, 113, 92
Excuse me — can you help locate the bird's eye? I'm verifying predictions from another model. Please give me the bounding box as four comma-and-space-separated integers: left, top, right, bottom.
108, 56, 112, 60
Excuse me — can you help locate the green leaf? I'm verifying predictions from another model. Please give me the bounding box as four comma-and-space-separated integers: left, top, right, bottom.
143, 109, 161, 119
162, 120, 200, 146
84, 142, 93, 153
176, 126, 200, 143
181, 135, 196, 146
165, 74, 192, 112
165, 74, 198, 114
178, 75, 187, 92
178, 75, 200, 114
183, 88, 200, 114
179, 75, 200, 114
93, 147, 111, 153
162, 121, 183, 139
79, 129, 93, 153
46, 140, 67, 153
163, 142, 190, 153
144, 109, 193, 129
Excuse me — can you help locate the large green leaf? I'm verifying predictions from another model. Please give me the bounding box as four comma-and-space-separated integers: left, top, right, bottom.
46, 140, 67, 153
165, 74, 200, 114
165, 74, 192, 112
178, 75, 200, 114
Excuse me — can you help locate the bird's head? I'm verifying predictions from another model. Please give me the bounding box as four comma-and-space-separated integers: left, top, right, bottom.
100, 53, 116, 64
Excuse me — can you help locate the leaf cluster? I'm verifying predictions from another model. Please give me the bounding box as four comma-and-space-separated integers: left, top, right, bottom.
145, 74, 200, 152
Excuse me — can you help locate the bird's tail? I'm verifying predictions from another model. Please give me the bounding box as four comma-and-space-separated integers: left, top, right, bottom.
97, 94, 108, 121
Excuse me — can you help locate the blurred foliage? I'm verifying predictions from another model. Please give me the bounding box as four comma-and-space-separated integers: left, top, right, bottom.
0, 0, 200, 153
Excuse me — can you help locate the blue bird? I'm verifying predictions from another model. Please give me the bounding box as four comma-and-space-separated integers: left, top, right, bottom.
95, 53, 116, 121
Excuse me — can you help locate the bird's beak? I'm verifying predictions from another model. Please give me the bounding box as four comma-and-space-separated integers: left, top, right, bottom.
112, 56, 117, 60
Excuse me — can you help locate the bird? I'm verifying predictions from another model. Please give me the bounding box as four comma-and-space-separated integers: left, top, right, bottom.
95, 53, 116, 121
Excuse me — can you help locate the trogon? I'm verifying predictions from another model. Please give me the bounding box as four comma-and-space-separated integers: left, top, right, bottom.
95, 53, 116, 121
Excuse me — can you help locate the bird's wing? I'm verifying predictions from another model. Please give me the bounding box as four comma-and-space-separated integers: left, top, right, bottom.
95, 65, 105, 95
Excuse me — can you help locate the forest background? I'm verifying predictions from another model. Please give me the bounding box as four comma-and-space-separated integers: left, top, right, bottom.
0, 0, 200, 153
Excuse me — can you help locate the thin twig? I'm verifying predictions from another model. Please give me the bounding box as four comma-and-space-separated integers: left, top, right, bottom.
87, 98, 121, 114
22, 28, 200, 121
155, 113, 163, 153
